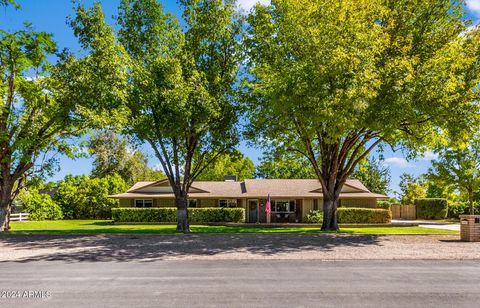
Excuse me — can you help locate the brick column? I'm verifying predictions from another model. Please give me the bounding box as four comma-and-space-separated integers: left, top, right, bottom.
460, 215, 480, 242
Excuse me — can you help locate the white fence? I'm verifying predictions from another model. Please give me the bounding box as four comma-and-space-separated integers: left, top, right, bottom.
10, 213, 30, 222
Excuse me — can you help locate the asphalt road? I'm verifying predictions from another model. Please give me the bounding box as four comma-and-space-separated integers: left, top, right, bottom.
0, 260, 479, 308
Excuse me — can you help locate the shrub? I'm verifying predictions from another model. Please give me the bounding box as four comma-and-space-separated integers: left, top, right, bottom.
22, 191, 63, 221
337, 208, 391, 224
415, 198, 448, 220
112, 207, 245, 223
376, 201, 391, 210
304, 210, 323, 223
54, 174, 128, 219
447, 202, 479, 219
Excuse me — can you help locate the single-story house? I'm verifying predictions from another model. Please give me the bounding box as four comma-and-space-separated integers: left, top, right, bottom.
110, 178, 388, 223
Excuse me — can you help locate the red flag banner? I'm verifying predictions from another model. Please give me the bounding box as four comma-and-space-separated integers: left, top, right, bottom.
265, 193, 271, 214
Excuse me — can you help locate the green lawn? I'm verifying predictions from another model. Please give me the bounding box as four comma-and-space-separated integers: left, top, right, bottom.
6, 220, 460, 235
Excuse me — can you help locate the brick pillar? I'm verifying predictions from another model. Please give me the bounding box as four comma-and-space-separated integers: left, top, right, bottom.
460, 215, 480, 242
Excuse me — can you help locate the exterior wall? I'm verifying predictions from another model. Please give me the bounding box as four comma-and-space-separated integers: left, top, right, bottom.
340, 198, 376, 208
156, 199, 175, 207
199, 199, 216, 207
119, 199, 132, 207
118, 197, 378, 212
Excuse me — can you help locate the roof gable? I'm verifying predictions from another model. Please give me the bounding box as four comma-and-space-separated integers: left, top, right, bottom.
129, 179, 209, 194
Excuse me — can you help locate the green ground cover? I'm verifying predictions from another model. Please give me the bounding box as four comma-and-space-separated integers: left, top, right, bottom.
6, 220, 459, 235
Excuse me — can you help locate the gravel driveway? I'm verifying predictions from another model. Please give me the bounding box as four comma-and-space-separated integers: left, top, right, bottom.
0, 233, 478, 262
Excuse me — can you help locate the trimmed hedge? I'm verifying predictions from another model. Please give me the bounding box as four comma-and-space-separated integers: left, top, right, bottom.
112, 207, 245, 223
415, 198, 448, 220
337, 207, 391, 224
376, 201, 391, 210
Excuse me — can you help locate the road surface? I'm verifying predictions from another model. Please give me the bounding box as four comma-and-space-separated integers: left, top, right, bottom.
0, 260, 478, 307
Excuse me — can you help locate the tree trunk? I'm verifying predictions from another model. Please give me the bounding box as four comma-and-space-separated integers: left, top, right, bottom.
468, 189, 474, 215
0, 181, 13, 232
175, 196, 190, 233
321, 193, 339, 231
0, 199, 12, 232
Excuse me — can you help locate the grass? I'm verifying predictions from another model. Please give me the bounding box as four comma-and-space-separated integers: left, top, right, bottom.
5, 220, 460, 235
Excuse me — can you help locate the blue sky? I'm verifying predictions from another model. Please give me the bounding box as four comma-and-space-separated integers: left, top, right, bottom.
1, 0, 479, 195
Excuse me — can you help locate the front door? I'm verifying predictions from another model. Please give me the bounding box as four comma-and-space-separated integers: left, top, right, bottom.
248, 199, 258, 223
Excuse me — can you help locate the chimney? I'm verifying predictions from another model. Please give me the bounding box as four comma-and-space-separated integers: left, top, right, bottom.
224, 175, 237, 182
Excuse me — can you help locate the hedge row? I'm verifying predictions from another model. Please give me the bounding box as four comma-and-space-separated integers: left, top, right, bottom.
111, 207, 245, 223
414, 198, 448, 220
376, 201, 391, 210
304, 208, 391, 224
337, 208, 391, 224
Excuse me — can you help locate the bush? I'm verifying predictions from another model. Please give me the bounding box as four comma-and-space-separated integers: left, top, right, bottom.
54, 174, 128, 219
337, 208, 391, 224
376, 201, 391, 210
112, 207, 245, 223
22, 191, 63, 221
447, 202, 479, 219
415, 198, 448, 220
304, 210, 323, 223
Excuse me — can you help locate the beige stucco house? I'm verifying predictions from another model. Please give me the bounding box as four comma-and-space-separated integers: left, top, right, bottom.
110, 178, 388, 223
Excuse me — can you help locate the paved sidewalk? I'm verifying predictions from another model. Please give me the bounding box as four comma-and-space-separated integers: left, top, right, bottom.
0, 233, 477, 262
392, 220, 460, 231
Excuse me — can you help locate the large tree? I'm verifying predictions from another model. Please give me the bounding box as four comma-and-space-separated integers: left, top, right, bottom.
244, 0, 480, 230
428, 139, 480, 214
71, 0, 243, 232
89, 130, 164, 185
196, 150, 254, 181
255, 151, 315, 179
0, 1, 125, 231
351, 157, 390, 195
398, 173, 426, 205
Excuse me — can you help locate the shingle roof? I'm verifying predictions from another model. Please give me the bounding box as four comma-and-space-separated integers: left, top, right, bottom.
110, 178, 387, 199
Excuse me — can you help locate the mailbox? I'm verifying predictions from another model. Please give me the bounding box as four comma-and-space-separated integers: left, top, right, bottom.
460, 215, 480, 242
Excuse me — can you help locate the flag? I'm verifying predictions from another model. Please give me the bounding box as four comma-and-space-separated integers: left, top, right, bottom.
265, 193, 271, 214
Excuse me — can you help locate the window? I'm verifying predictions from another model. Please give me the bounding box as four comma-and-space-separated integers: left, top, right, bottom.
188, 199, 197, 208
272, 200, 295, 213
219, 199, 237, 208
135, 199, 153, 208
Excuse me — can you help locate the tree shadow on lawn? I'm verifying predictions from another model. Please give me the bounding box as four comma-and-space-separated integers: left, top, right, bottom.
0, 232, 384, 263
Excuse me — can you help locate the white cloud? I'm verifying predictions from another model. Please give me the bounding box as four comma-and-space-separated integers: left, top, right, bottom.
420, 151, 438, 161
383, 157, 410, 168
466, 0, 480, 15
237, 0, 270, 12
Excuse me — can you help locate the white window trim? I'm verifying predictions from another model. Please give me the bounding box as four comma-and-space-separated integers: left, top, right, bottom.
218, 199, 238, 208
272, 199, 296, 213
135, 199, 153, 208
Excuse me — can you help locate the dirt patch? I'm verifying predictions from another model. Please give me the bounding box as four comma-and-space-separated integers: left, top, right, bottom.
0, 233, 478, 262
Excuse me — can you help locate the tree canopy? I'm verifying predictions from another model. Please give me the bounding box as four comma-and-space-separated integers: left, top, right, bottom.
428, 138, 480, 214
351, 157, 390, 195
255, 152, 315, 179
196, 150, 254, 181
244, 0, 480, 230
89, 130, 164, 185
398, 173, 426, 205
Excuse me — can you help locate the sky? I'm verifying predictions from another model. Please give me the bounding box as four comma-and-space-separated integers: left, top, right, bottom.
1, 0, 479, 196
